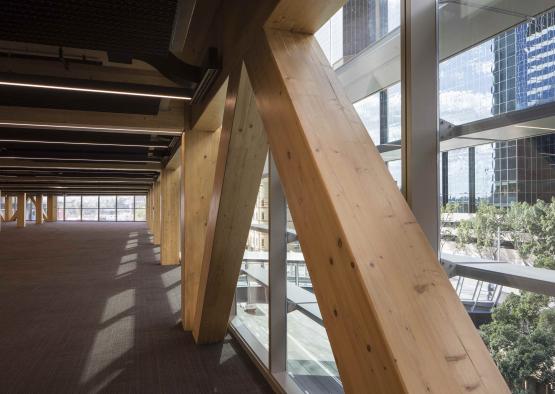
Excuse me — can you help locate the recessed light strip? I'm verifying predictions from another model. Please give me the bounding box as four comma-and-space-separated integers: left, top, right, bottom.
0, 122, 183, 135
0, 139, 168, 149
0, 81, 191, 100
0, 156, 159, 164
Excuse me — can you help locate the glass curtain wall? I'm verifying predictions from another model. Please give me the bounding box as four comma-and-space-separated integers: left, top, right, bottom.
439, 2, 555, 393
318, 0, 403, 190
53, 195, 146, 222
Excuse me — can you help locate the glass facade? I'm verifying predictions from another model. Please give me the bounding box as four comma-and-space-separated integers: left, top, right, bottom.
56, 195, 146, 222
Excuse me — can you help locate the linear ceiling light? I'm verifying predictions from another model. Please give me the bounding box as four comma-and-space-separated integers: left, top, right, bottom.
0, 139, 168, 149
0, 81, 191, 100
515, 125, 555, 132
0, 122, 182, 135
0, 156, 159, 164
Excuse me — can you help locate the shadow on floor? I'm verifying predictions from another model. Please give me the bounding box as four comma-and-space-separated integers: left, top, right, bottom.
0, 222, 271, 393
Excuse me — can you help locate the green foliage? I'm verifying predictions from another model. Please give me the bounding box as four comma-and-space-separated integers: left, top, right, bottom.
454, 198, 555, 268
506, 198, 555, 268
481, 292, 555, 392
456, 202, 505, 259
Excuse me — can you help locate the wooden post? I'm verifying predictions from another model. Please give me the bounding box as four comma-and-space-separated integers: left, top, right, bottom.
46, 195, 57, 222
35, 195, 44, 224
5, 195, 13, 221
181, 128, 221, 330
153, 178, 162, 245
16, 192, 26, 228
160, 166, 181, 265
193, 64, 268, 344
146, 189, 151, 230
244, 27, 508, 393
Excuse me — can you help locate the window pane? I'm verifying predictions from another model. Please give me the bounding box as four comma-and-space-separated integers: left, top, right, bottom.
99, 196, 116, 208
354, 92, 381, 145
286, 205, 341, 393
65, 196, 81, 209
134, 195, 146, 209
82, 196, 98, 208
232, 155, 269, 363
82, 208, 98, 221
99, 209, 116, 221
117, 195, 134, 209
134, 208, 146, 221
65, 208, 81, 221
116, 209, 134, 221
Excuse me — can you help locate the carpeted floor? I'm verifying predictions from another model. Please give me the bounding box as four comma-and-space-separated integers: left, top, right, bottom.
0, 221, 271, 394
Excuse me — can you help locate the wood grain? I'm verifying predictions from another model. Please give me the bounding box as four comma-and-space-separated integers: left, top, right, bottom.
181, 127, 221, 330
193, 64, 268, 344
161, 166, 181, 265
245, 28, 508, 394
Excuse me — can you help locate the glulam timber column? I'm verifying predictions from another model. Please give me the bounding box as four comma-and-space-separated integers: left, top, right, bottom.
5, 195, 13, 221
35, 195, 44, 224
46, 195, 57, 222
192, 65, 268, 343
153, 178, 162, 245
181, 127, 221, 330
16, 192, 26, 228
146, 189, 152, 231
241, 15, 508, 393
160, 166, 181, 265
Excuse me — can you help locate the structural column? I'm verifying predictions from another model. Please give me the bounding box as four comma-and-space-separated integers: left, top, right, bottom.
160, 166, 181, 265
153, 178, 162, 245
401, 0, 439, 252
5, 195, 13, 221
46, 195, 57, 222
35, 195, 44, 224
181, 128, 221, 330
16, 192, 26, 228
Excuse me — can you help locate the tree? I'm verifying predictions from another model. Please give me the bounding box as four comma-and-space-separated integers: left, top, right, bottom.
456, 202, 505, 259
440, 202, 459, 253
481, 292, 555, 393
506, 198, 555, 269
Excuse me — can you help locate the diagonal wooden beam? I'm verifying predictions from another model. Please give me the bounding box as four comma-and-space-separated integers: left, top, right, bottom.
192, 64, 268, 344
244, 28, 508, 393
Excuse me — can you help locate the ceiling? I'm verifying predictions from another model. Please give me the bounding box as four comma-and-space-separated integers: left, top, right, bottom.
0, 0, 204, 195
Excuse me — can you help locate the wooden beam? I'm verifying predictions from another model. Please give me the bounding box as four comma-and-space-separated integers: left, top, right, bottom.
35, 195, 44, 224
46, 195, 57, 222
188, 0, 278, 129
181, 127, 221, 330
0, 103, 184, 135
160, 166, 181, 265
0, 159, 161, 172
192, 64, 268, 344
265, 0, 346, 33
0, 57, 179, 88
245, 28, 508, 393
16, 193, 26, 228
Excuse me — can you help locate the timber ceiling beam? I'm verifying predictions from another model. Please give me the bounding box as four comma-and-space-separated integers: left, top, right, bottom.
0, 159, 161, 172
0, 104, 184, 135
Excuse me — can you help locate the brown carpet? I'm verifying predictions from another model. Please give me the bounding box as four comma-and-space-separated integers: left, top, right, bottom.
0, 221, 271, 394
